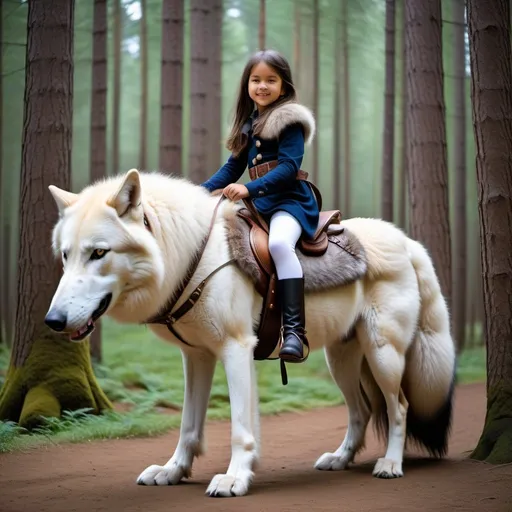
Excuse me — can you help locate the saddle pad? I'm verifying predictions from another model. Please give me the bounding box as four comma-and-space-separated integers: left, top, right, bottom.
225, 213, 368, 294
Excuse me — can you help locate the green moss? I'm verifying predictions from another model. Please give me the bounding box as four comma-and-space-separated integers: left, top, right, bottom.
0, 335, 112, 429
21, 386, 61, 429
471, 383, 512, 464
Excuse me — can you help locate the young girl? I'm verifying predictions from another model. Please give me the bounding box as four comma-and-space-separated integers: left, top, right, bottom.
201, 49, 319, 364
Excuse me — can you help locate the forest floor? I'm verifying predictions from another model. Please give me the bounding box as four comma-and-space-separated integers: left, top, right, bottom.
1, 382, 511, 512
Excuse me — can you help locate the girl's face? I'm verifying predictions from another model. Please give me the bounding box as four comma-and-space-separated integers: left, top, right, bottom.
248, 61, 284, 112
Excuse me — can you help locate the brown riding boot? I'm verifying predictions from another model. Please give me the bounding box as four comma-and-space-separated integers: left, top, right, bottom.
278, 277, 310, 363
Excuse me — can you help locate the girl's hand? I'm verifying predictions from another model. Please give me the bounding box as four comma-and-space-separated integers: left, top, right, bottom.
223, 183, 249, 201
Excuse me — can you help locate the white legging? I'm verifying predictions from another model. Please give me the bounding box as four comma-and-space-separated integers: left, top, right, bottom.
268, 210, 304, 280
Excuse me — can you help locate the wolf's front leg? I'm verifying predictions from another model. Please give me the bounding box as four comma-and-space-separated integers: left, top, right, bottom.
137, 349, 216, 486
206, 336, 259, 497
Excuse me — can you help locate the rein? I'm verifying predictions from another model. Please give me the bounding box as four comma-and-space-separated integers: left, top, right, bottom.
143, 195, 234, 347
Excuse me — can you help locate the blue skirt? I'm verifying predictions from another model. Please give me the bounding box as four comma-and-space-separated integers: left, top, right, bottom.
253, 180, 320, 240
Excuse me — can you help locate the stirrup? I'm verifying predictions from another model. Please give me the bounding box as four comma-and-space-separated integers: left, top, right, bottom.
278, 330, 310, 386
278, 327, 310, 363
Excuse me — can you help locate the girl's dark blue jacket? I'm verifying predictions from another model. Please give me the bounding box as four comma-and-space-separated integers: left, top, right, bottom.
201, 102, 320, 240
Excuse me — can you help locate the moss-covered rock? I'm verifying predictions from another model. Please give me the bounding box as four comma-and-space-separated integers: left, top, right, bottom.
471, 383, 512, 464
0, 334, 112, 429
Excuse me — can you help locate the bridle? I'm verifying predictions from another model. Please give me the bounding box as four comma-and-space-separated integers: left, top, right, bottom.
142, 195, 234, 348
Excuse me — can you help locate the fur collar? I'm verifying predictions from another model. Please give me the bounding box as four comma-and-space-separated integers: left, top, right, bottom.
258, 102, 316, 145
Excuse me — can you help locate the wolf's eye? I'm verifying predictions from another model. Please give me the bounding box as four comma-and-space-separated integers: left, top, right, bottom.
62, 251, 68, 261
90, 248, 109, 261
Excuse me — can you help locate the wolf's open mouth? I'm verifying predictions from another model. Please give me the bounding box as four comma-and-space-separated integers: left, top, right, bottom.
70, 293, 112, 342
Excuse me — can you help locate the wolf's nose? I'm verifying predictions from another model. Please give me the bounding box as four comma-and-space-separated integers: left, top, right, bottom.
44, 309, 68, 332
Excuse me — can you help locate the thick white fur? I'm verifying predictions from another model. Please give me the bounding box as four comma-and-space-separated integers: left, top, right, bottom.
47, 170, 456, 496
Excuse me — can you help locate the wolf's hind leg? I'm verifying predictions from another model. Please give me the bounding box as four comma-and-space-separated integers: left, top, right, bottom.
358, 305, 408, 479
315, 337, 371, 471
206, 336, 259, 497
137, 349, 216, 486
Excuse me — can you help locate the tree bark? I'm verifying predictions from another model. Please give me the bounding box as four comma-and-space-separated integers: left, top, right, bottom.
405, 0, 452, 304
188, 2, 211, 184
333, 4, 342, 211
342, 0, 351, 217
207, 0, 222, 171
0, 0, 111, 429
452, 0, 467, 354
0, 0, 4, 344
112, 0, 121, 175
159, 0, 184, 175
259, 0, 266, 50
89, 0, 108, 362
398, 0, 408, 230
381, 0, 396, 222
90, 0, 107, 185
468, 0, 512, 464
139, 0, 148, 171
311, 0, 319, 184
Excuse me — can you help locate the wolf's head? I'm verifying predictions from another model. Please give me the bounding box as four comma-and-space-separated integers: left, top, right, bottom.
45, 169, 165, 341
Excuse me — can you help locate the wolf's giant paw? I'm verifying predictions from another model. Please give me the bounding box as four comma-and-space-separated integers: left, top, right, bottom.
314, 451, 352, 471
136, 461, 191, 486
206, 471, 253, 497
372, 457, 403, 478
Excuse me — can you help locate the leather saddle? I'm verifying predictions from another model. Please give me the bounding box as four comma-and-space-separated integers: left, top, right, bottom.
237, 198, 343, 361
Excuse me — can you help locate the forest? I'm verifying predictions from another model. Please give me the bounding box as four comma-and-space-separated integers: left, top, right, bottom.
0, 0, 511, 508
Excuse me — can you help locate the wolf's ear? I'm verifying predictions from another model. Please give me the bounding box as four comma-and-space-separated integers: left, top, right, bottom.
109, 168, 141, 217
48, 185, 78, 214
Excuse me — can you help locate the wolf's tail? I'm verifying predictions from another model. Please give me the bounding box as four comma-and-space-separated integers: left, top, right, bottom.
401, 238, 456, 456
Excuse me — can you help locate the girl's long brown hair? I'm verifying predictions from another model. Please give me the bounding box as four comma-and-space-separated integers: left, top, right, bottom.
226, 50, 297, 157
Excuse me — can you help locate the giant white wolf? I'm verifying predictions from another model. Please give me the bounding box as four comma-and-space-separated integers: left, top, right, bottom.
45, 169, 456, 497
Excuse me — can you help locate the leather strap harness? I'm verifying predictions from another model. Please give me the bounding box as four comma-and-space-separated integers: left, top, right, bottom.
143, 195, 234, 348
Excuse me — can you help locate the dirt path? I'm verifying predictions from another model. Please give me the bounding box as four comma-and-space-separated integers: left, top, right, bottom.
1, 382, 511, 512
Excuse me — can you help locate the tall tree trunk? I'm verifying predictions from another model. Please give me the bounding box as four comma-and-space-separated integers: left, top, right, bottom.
398, 0, 407, 230
342, 0, 351, 217
452, 0, 467, 354
159, 0, 184, 174
112, 0, 121, 175
90, 0, 108, 187
468, 0, 512, 464
405, 0, 452, 304
259, 0, 266, 50
89, 0, 108, 363
207, 0, 222, 171
311, 0, 319, 184
0, 0, 4, 344
0, 0, 111, 429
139, 0, 148, 171
381, 0, 396, 222
333, 5, 341, 211
298, 2, 313, 173
188, 2, 211, 184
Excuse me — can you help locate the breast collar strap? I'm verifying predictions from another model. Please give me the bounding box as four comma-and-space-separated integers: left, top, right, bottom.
142, 195, 234, 348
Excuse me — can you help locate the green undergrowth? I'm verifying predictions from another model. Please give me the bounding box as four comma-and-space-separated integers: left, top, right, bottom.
456, 344, 488, 384
0, 319, 487, 453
